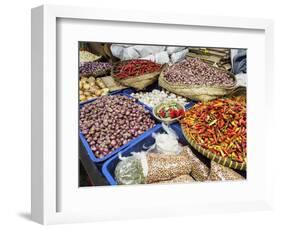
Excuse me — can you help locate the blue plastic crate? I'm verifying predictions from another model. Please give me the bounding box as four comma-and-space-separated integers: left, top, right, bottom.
79, 93, 159, 163
102, 123, 189, 185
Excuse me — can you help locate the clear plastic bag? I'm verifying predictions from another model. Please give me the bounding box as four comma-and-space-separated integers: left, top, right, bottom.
145, 153, 192, 184
115, 154, 146, 185
208, 161, 245, 181
115, 152, 192, 185
180, 146, 209, 181
152, 123, 182, 154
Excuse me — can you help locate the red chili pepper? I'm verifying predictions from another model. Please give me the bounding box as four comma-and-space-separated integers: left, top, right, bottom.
158, 109, 166, 118
114, 59, 161, 79
181, 97, 246, 162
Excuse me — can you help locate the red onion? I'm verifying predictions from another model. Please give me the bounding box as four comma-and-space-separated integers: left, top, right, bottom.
80, 95, 155, 158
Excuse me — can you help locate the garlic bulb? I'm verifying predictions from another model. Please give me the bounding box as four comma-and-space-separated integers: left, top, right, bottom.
131, 89, 187, 108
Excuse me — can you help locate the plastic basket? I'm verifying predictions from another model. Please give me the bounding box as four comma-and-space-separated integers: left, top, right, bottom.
102, 124, 190, 185
79, 93, 159, 163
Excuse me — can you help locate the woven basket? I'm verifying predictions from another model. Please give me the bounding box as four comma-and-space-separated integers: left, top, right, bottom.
181, 125, 246, 171
158, 68, 237, 102
112, 61, 161, 90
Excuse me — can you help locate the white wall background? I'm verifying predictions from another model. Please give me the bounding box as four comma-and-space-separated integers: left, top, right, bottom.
0, 0, 280, 229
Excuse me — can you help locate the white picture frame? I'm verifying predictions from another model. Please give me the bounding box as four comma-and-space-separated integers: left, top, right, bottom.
31, 5, 274, 225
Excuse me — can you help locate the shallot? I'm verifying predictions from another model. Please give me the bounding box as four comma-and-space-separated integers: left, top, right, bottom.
80, 95, 155, 158
164, 57, 235, 87
79, 61, 112, 76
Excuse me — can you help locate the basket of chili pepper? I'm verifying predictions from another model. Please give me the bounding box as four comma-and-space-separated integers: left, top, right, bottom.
153, 101, 185, 125
158, 58, 237, 102
112, 59, 162, 90
180, 96, 247, 171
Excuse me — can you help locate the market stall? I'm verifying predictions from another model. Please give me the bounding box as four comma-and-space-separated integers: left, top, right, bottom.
78, 42, 247, 187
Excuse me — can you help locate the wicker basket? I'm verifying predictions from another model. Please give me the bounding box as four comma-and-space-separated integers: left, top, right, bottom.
181, 125, 246, 171
112, 60, 161, 90
158, 67, 237, 102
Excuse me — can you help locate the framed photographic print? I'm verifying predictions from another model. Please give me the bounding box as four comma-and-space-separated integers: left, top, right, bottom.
31, 5, 274, 225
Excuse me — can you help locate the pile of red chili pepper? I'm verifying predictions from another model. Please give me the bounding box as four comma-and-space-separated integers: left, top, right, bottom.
114, 59, 161, 79
181, 96, 246, 163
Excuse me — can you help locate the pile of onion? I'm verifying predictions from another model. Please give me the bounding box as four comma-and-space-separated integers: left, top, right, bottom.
80, 95, 155, 158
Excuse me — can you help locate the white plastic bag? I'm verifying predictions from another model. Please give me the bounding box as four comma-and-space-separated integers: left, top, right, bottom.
133, 45, 166, 57
171, 48, 189, 63
140, 54, 156, 62
122, 47, 140, 60
166, 46, 186, 55
155, 51, 170, 64
235, 73, 247, 87
110, 44, 189, 64
152, 123, 182, 154
110, 44, 126, 59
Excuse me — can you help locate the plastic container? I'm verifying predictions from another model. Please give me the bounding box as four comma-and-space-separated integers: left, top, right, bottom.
79, 93, 159, 163
102, 124, 189, 185
153, 101, 186, 125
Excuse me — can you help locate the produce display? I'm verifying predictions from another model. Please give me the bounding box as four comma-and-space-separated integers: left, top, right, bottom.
163, 57, 235, 87
78, 42, 247, 187
79, 95, 155, 158
79, 61, 112, 77
79, 50, 100, 64
79, 76, 109, 102
131, 89, 187, 108
113, 59, 161, 79
181, 96, 246, 163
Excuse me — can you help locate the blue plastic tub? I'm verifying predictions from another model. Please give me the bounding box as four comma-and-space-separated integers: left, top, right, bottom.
102, 123, 190, 185
79, 93, 159, 163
